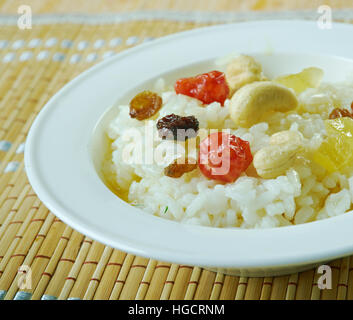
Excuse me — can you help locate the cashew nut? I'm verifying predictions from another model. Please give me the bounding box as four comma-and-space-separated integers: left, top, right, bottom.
229, 81, 298, 128
225, 55, 264, 96
254, 130, 303, 179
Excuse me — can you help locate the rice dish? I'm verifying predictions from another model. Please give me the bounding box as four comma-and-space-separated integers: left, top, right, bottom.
104, 55, 353, 229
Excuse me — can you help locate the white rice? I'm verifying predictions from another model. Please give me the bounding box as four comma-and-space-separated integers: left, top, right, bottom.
105, 79, 353, 229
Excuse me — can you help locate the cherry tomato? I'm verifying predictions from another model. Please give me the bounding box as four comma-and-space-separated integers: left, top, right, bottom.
198, 132, 253, 183
174, 71, 229, 106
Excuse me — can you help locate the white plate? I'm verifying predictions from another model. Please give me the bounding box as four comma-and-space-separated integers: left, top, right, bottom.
25, 21, 353, 276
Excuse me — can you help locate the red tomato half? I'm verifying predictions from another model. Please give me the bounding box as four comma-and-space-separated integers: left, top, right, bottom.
174, 71, 229, 106
198, 132, 253, 183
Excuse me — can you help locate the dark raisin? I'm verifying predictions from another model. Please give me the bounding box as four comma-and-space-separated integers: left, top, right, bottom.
156, 114, 199, 141
164, 158, 197, 178
329, 108, 353, 120
129, 91, 162, 121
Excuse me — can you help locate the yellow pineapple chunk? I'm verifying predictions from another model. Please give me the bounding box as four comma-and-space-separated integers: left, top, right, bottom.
275, 67, 324, 94
313, 118, 353, 173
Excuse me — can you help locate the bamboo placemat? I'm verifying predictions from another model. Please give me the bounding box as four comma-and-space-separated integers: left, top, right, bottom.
1, 12, 353, 300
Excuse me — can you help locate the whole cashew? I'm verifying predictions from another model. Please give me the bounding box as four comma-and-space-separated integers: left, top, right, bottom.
229, 81, 298, 128
225, 55, 264, 96
254, 130, 303, 179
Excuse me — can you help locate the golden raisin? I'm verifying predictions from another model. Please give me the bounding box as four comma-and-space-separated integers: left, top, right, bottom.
129, 91, 162, 120
164, 158, 197, 178
329, 108, 353, 120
